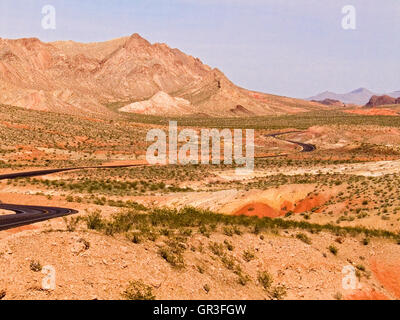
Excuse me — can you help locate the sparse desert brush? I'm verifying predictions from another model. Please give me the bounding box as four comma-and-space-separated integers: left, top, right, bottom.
159, 236, 187, 269
85, 210, 104, 231
362, 238, 370, 245
29, 260, 42, 272
257, 271, 273, 290
199, 224, 210, 237
122, 280, 155, 300
159, 245, 185, 269
209, 242, 225, 257
237, 273, 251, 286
63, 216, 81, 232
224, 240, 234, 251
270, 285, 287, 300
328, 245, 338, 256
296, 232, 312, 245
128, 232, 142, 244
223, 226, 234, 236
242, 249, 256, 262
220, 254, 236, 270
82, 206, 399, 242
124, 109, 400, 131
356, 264, 366, 272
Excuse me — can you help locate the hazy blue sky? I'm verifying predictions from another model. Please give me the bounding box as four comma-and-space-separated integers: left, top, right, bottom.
0, 0, 399, 98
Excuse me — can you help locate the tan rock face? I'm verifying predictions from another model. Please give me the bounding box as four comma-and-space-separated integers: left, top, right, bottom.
0, 34, 323, 117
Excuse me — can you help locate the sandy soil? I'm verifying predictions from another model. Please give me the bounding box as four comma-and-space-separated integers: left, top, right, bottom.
1, 224, 399, 300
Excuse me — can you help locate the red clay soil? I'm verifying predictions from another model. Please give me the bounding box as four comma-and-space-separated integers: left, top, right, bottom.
346, 289, 389, 300
370, 258, 400, 299
293, 194, 327, 214
233, 194, 328, 219
234, 202, 281, 218
280, 200, 295, 212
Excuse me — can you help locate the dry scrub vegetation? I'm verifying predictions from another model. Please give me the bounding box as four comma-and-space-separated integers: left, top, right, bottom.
2, 105, 400, 300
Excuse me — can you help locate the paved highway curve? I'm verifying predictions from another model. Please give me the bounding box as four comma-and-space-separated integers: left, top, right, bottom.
266, 131, 316, 153
0, 132, 315, 232
0, 164, 147, 232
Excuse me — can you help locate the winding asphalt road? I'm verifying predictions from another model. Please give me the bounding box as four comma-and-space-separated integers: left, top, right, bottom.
266, 131, 316, 153
0, 132, 315, 232
0, 164, 147, 232
0, 204, 78, 231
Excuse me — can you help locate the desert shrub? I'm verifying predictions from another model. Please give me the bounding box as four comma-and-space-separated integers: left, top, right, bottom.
258, 271, 273, 290
328, 245, 338, 256
270, 285, 287, 300
362, 238, 370, 246
237, 273, 251, 286
29, 260, 42, 272
224, 240, 234, 251
242, 249, 256, 262
159, 238, 186, 269
129, 232, 142, 244
81, 206, 399, 245
63, 216, 81, 232
85, 210, 104, 230
356, 264, 366, 272
122, 281, 155, 300
221, 255, 236, 270
223, 227, 234, 236
209, 242, 225, 257
296, 233, 312, 245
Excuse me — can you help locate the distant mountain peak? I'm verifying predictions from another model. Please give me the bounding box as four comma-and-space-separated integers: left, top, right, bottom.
351, 87, 370, 93
308, 88, 375, 105
308, 87, 400, 106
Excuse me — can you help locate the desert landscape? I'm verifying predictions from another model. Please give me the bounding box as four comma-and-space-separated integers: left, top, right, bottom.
1, 28, 400, 301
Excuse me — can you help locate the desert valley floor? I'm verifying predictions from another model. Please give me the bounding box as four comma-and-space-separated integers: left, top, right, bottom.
1, 104, 400, 300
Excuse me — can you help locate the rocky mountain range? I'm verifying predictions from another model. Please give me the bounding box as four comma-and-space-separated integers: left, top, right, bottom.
0, 34, 322, 117
308, 88, 400, 106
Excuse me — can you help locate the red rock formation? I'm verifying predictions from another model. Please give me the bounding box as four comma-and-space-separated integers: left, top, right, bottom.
365, 95, 400, 108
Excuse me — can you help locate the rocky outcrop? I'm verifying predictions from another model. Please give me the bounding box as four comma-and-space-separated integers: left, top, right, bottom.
365, 95, 400, 108
229, 105, 254, 115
